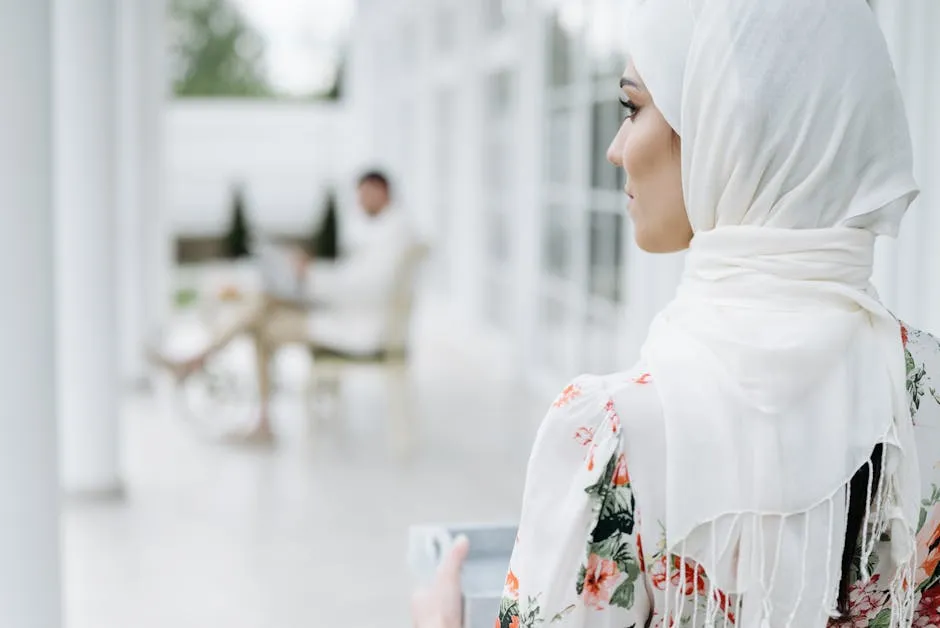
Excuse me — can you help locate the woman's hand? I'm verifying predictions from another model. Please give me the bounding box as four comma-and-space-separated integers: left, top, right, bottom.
411, 536, 470, 628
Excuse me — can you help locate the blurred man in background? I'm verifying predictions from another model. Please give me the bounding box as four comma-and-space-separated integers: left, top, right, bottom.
152, 170, 418, 443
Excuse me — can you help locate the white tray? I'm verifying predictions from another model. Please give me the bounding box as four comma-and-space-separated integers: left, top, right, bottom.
408, 523, 518, 628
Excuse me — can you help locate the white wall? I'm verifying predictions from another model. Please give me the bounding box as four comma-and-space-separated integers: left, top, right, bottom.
165, 100, 353, 236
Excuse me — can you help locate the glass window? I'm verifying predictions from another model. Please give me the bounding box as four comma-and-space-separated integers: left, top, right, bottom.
483, 71, 515, 271
591, 100, 627, 190
587, 0, 628, 78
583, 305, 621, 373
435, 88, 455, 228
482, 136, 506, 191
487, 71, 514, 117
435, 4, 457, 52
399, 21, 418, 67
484, 71, 514, 192
484, 0, 506, 31
547, 107, 574, 184
547, 10, 576, 87
588, 210, 624, 302
538, 292, 570, 372
397, 102, 417, 182
484, 0, 525, 31
543, 204, 571, 279
487, 207, 510, 262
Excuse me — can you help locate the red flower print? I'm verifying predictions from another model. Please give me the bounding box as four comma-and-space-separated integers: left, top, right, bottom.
650, 555, 668, 590
582, 553, 621, 610
504, 569, 519, 600
613, 453, 630, 486
914, 584, 940, 627
495, 616, 521, 628
713, 589, 737, 624
916, 502, 940, 587
650, 555, 707, 596
901, 324, 910, 348
586, 444, 596, 471
604, 399, 621, 433
673, 557, 708, 597
633, 372, 652, 385
650, 612, 681, 628
832, 575, 885, 625
553, 384, 582, 408
574, 426, 595, 447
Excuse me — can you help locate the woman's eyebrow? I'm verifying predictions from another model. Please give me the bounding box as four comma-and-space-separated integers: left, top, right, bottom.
620, 77, 642, 90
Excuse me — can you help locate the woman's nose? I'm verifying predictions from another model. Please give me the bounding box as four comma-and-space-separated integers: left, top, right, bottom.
607, 142, 621, 167
607, 122, 628, 168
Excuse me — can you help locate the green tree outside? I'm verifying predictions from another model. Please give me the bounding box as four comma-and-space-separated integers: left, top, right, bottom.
169, 0, 274, 98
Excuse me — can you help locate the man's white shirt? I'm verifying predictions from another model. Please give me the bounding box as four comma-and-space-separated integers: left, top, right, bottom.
303, 205, 416, 354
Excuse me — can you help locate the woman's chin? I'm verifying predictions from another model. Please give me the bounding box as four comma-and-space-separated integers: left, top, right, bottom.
634, 232, 691, 254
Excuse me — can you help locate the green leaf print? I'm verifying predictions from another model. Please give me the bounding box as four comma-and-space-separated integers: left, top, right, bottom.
868, 607, 893, 628
906, 349, 927, 418
598, 487, 636, 536
609, 579, 636, 609
585, 454, 618, 499
549, 605, 576, 623
521, 595, 543, 628
590, 534, 623, 561
497, 598, 520, 628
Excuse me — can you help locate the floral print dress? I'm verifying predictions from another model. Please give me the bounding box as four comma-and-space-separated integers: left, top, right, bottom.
496, 322, 940, 628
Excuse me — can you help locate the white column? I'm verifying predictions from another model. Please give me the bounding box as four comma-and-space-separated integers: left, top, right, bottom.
140, 0, 172, 345
516, 6, 548, 374
870, 0, 902, 310
116, 1, 148, 385
922, 1, 940, 334
893, 1, 928, 328
54, 0, 122, 496
0, 2, 63, 626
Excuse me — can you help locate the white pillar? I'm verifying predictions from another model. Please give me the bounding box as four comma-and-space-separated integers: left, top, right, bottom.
54, 0, 122, 496
116, 0, 148, 385
922, 1, 940, 334
516, 6, 548, 374
0, 1, 64, 625
893, 1, 928, 328
870, 0, 902, 311
140, 0, 172, 341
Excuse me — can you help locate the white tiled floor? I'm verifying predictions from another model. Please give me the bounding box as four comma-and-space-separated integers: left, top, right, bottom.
63, 299, 547, 628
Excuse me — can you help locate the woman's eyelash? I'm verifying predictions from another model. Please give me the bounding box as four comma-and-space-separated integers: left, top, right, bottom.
620, 98, 639, 119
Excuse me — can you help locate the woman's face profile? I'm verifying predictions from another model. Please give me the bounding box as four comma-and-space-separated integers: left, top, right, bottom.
607, 62, 692, 253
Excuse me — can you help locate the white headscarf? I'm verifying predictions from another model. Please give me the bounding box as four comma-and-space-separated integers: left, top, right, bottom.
627, 0, 921, 625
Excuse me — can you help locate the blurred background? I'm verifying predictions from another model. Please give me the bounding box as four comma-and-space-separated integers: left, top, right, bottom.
2, 1, 939, 627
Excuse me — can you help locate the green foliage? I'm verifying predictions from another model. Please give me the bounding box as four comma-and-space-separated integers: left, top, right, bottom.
169, 0, 273, 98
223, 186, 251, 259
322, 53, 345, 101
310, 190, 340, 260
175, 287, 199, 308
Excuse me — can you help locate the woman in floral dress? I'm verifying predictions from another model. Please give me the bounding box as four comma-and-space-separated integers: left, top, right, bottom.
410, 1, 940, 627
493, 323, 940, 628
